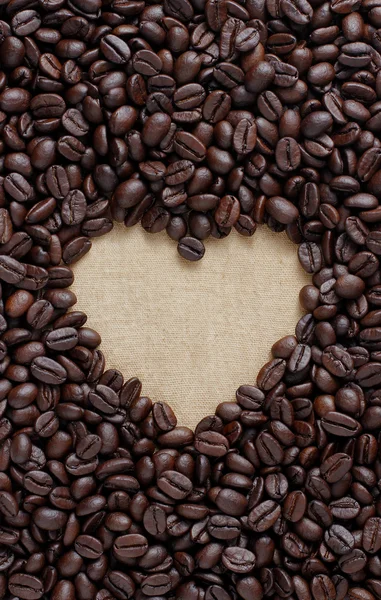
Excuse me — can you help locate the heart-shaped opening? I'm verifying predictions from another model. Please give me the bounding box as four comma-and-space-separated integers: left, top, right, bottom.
72, 225, 310, 428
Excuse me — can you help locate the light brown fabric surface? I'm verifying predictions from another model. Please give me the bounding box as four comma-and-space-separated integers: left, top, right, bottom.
72, 224, 310, 429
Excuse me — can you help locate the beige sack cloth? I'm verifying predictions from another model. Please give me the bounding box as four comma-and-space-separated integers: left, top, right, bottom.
72, 224, 310, 429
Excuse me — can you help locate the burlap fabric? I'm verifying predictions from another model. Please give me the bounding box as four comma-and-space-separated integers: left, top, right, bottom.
72, 224, 310, 429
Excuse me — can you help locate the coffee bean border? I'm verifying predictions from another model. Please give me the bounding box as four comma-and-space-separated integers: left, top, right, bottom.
0, 0, 381, 599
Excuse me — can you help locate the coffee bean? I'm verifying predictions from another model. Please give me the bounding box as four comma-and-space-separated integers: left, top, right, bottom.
0, 491, 18, 518
8, 574, 44, 600
320, 453, 353, 483
236, 27, 260, 52
310, 575, 336, 600
283, 490, 307, 522
248, 500, 282, 532
298, 242, 323, 273
0, 88, 31, 113
100, 34, 131, 64
362, 517, 381, 554
330, 497, 360, 520
0, 256, 26, 284
195, 431, 229, 456
165, 160, 195, 186
33, 506, 68, 531
35, 411, 59, 437
76, 434, 102, 459
257, 359, 286, 391
61, 190, 87, 226
174, 131, 207, 162
245, 61, 275, 94
215, 195, 240, 227
113, 534, 148, 560
322, 345, 354, 377
222, 547, 256, 573
89, 385, 120, 414
266, 196, 299, 224
152, 401, 177, 432
75, 534, 104, 559
339, 549, 367, 574
233, 119, 257, 155
141, 573, 171, 596
205, 0, 228, 32
30, 355, 66, 384
177, 236, 205, 261
325, 524, 355, 555
157, 470, 192, 499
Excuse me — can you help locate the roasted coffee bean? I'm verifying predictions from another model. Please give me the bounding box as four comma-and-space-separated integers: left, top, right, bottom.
330, 497, 360, 520
8, 574, 44, 600
75, 535, 103, 559
266, 196, 299, 224
233, 119, 257, 155
195, 431, 229, 456
320, 453, 353, 483
322, 345, 354, 377
157, 470, 192, 499
177, 236, 205, 261
215, 195, 240, 227
283, 490, 307, 522
325, 524, 355, 555
245, 61, 275, 94
0, 256, 26, 284
113, 533, 148, 560
100, 35, 131, 64
322, 411, 361, 436
276, 138, 302, 172
222, 547, 256, 573
339, 549, 367, 574
248, 500, 282, 532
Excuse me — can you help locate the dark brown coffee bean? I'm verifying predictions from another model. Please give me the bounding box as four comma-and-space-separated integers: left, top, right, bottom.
222, 547, 256, 573
113, 533, 148, 560
320, 453, 353, 483
266, 196, 299, 224
276, 138, 301, 172
174, 131, 207, 162
362, 517, 381, 554
100, 35, 131, 64
157, 470, 192, 499
31, 356, 67, 384
233, 119, 257, 155
206, 0, 228, 32
257, 359, 286, 391
338, 549, 367, 574
248, 500, 281, 532
281, 0, 312, 24
61, 190, 87, 226
165, 160, 195, 186
322, 345, 354, 377
322, 412, 361, 437
8, 574, 44, 600
215, 195, 240, 227
245, 61, 275, 94
195, 431, 229, 456
75, 535, 104, 559
0, 256, 26, 284
177, 236, 205, 261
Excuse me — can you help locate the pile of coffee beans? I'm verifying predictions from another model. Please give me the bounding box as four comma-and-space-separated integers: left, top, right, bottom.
1, 0, 381, 597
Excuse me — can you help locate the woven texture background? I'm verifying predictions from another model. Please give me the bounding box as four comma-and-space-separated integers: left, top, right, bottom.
72, 224, 310, 429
